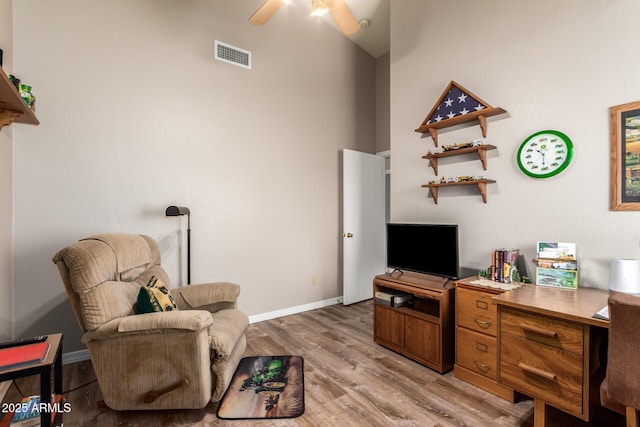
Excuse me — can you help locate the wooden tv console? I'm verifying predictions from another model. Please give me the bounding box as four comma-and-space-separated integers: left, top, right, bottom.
373, 271, 455, 373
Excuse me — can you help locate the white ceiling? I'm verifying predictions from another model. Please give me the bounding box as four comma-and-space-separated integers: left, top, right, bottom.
295, 0, 390, 58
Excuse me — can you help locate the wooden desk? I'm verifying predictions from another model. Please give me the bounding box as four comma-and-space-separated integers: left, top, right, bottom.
494, 286, 609, 427
0, 334, 63, 427
453, 277, 517, 402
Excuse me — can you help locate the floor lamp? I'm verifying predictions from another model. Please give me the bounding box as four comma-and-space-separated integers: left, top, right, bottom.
165, 205, 191, 284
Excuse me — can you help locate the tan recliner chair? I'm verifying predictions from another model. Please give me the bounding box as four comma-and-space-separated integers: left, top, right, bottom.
52, 233, 248, 410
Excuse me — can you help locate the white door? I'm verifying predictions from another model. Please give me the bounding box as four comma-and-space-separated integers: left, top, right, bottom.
342, 149, 386, 305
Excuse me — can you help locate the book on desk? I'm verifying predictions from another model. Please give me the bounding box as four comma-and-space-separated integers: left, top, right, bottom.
0, 342, 50, 371
593, 305, 609, 320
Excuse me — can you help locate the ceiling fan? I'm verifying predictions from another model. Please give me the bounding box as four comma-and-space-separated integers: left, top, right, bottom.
249, 0, 361, 36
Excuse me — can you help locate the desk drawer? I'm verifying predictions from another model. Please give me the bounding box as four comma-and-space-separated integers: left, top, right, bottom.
456, 327, 497, 380
457, 287, 498, 336
500, 307, 583, 352
500, 333, 583, 415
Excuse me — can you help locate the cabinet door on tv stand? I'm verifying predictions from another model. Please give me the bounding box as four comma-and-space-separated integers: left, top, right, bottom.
406, 316, 440, 365
374, 304, 405, 347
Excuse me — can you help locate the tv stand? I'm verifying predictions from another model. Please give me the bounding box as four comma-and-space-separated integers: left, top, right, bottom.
373, 271, 455, 373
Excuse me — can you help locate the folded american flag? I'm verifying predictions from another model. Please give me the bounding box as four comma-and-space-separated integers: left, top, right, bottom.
425, 83, 487, 124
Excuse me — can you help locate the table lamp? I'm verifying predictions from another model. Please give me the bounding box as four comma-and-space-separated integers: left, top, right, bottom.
609, 258, 640, 295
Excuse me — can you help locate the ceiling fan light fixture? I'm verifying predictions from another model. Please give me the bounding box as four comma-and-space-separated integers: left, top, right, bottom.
310, 0, 329, 17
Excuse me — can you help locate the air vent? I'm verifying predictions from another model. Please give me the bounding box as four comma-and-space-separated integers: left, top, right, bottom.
214, 41, 251, 70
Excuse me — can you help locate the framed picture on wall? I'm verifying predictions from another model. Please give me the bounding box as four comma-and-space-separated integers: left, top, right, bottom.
610, 100, 640, 211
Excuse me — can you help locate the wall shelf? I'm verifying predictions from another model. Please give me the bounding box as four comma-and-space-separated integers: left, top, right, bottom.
0, 66, 39, 129
422, 144, 497, 175
416, 108, 506, 147
414, 81, 506, 147
422, 179, 496, 204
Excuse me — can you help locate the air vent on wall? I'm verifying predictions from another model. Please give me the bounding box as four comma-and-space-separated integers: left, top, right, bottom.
214, 40, 251, 70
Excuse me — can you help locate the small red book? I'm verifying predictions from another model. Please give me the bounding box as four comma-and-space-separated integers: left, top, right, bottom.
0, 342, 50, 371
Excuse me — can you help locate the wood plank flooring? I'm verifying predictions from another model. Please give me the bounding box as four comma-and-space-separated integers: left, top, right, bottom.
1, 300, 625, 426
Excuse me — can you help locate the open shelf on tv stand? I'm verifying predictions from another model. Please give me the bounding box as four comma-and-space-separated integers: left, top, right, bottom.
373, 271, 455, 374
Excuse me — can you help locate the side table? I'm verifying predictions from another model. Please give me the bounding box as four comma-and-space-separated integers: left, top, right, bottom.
0, 333, 63, 427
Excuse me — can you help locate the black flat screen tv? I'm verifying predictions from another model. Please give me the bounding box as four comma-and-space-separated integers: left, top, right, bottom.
386, 223, 459, 279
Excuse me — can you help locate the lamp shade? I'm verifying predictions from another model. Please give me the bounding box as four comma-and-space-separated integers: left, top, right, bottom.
165, 206, 190, 216
609, 258, 640, 295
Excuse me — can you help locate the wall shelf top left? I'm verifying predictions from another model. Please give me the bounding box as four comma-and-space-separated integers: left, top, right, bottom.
0, 66, 39, 128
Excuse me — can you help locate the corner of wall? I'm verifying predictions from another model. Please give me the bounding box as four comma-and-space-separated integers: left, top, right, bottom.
0, 0, 14, 341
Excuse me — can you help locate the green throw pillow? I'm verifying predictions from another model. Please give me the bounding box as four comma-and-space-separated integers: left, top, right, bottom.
136, 276, 178, 314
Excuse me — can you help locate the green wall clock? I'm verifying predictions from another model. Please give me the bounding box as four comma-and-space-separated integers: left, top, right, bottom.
516, 130, 573, 178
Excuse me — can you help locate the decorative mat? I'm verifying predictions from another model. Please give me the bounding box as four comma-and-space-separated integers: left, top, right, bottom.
217, 355, 305, 420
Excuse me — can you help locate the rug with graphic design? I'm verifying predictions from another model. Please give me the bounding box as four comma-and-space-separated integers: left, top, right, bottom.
217, 355, 305, 420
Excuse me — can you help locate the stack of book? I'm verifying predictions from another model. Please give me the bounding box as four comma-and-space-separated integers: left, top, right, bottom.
8, 395, 41, 426
375, 289, 412, 307
490, 248, 519, 283
0, 341, 50, 371
534, 241, 578, 289
0, 394, 66, 427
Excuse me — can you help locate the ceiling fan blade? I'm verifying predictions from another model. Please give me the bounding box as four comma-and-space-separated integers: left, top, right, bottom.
249, 0, 285, 26
325, 0, 360, 36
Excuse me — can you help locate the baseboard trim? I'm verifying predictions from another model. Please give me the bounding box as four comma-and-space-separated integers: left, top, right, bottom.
248, 296, 342, 324
63, 348, 90, 365
61, 296, 343, 363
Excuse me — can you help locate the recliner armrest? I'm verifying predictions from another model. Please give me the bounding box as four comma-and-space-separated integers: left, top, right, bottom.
82, 310, 213, 342
173, 282, 241, 310
118, 310, 214, 333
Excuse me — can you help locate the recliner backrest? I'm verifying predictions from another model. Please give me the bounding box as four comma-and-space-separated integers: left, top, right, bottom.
52, 233, 171, 332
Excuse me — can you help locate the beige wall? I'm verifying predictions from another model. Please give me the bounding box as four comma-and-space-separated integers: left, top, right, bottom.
390, 0, 640, 287
11, 0, 375, 351
0, 0, 13, 341
376, 52, 390, 153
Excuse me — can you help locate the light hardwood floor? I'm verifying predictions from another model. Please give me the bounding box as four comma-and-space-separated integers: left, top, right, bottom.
2, 300, 625, 426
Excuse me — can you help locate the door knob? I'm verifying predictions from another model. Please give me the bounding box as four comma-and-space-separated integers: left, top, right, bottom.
343, 232, 353, 238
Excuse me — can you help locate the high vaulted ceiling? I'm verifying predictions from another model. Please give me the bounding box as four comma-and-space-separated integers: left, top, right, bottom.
293, 0, 390, 58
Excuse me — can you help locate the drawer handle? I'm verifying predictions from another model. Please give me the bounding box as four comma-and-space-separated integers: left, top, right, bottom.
473, 317, 493, 329
518, 362, 557, 381
519, 323, 558, 338
473, 359, 491, 372
475, 300, 488, 310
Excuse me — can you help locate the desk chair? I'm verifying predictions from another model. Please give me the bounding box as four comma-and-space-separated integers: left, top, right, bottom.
600, 292, 640, 427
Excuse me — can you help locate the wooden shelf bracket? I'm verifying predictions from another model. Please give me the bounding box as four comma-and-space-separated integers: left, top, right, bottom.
0, 110, 22, 128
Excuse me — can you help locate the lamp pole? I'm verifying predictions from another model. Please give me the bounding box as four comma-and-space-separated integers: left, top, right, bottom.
186, 213, 191, 285
165, 205, 191, 285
